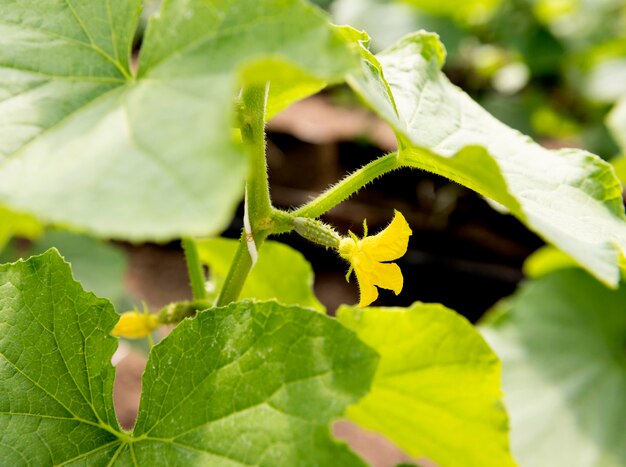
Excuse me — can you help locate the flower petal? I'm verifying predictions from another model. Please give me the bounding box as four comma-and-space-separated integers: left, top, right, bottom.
370, 261, 403, 295
361, 210, 412, 262
354, 264, 379, 307
353, 255, 403, 306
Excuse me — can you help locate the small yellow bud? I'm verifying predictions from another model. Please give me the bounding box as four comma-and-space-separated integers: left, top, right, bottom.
112, 311, 159, 339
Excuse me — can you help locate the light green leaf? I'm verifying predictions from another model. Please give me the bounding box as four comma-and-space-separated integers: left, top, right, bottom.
584, 58, 626, 103
1, 250, 376, 464
347, 31, 626, 287
0, 206, 42, 251
0, 249, 122, 465
608, 97, 626, 155
0, 0, 358, 241
337, 303, 514, 467
129, 299, 377, 465
523, 245, 579, 279
332, 0, 423, 52
612, 155, 626, 185
196, 237, 325, 311
402, 0, 501, 24
481, 269, 626, 467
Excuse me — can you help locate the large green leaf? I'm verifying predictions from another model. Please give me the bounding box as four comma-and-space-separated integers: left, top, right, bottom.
0, 249, 122, 465
0, 250, 377, 465
0, 0, 358, 241
481, 269, 626, 467
337, 303, 514, 467
347, 31, 626, 287
128, 299, 377, 465
196, 237, 324, 311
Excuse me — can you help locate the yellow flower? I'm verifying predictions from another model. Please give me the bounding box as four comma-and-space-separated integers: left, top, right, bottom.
112, 311, 159, 339
339, 210, 412, 307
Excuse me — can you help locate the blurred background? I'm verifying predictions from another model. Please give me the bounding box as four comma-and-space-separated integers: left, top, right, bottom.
2, 0, 626, 465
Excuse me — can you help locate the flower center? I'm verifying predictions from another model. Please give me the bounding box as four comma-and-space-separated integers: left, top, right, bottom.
339, 237, 358, 260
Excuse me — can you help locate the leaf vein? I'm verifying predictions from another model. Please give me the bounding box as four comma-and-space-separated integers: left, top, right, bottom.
0, 350, 102, 428
56, 440, 121, 466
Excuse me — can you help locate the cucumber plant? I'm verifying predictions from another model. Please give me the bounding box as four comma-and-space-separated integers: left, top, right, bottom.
1, 1, 625, 466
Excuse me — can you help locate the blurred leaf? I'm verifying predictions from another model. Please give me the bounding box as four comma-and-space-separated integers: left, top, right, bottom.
401, 0, 501, 24
489, 1, 564, 77
479, 92, 536, 136
196, 238, 324, 312
332, 0, 465, 58
581, 122, 621, 160
612, 155, 626, 185
337, 303, 515, 467
531, 0, 626, 50
332, 0, 423, 52
584, 58, 626, 103
530, 106, 581, 138
481, 269, 626, 467
608, 96, 626, 154
0, 0, 358, 241
30, 231, 130, 310
0, 206, 42, 251
523, 245, 578, 278
348, 31, 626, 287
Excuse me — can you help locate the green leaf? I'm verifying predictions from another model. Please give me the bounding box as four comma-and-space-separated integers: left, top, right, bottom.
584, 58, 626, 103
481, 269, 626, 467
337, 303, 514, 467
1, 250, 376, 464
612, 155, 626, 185
347, 31, 626, 287
523, 245, 579, 279
0, 0, 358, 241
0, 206, 42, 251
129, 300, 377, 465
29, 230, 130, 311
196, 237, 325, 311
402, 0, 501, 24
0, 249, 122, 465
608, 97, 626, 155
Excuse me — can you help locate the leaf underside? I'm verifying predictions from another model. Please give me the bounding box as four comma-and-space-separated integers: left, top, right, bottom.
0, 0, 358, 241
481, 268, 626, 467
347, 31, 626, 287
196, 237, 325, 311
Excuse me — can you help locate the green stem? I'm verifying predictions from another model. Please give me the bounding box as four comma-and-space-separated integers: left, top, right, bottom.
241, 85, 272, 223
292, 152, 401, 218
182, 237, 207, 300
145, 333, 155, 351
217, 85, 270, 306
216, 233, 256, 306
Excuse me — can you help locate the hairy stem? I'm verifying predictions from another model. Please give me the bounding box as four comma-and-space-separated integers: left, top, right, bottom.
292, 152, 401, 219
217, 85, 270, 306
182, 237, 207, 301
242, 85, 272, 222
